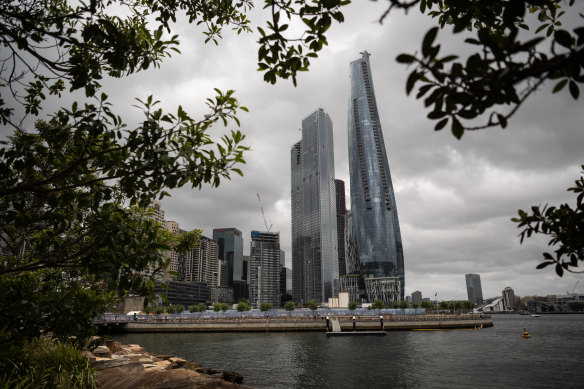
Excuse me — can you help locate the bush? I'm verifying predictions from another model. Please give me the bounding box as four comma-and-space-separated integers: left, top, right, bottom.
0, 338, 96, 388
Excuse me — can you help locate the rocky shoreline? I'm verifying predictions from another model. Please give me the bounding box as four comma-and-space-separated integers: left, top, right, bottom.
87, 340, 247, 388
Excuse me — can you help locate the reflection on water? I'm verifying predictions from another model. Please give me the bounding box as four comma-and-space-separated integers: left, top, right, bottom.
113, 315, 584, 388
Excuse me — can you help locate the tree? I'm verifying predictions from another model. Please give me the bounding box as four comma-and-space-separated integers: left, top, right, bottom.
258, 1, 583, 275
308, 301, 319, 312
260, 302, 273, 312
195, 302, 208, 313
348, 301, 358, 311
412, 303, 420, 309
462, 301, 476, 311
236, 301, 251, 313
371, 300, 386, 310
398, 300, 409, 309
512, 166, 584, 275
284, 301, 296, 315
212, 302, 224, 318
0, 0, 250, 344
420, 300, 434, 311
220, 302, 229, 312
439, 301, 450, 310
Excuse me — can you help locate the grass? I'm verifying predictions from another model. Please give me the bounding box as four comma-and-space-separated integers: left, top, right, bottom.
0, 337, 97, 388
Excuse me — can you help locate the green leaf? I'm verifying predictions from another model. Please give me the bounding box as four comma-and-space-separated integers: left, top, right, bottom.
405, 71, 419, 95
434, 118, 448, 131
396, 54, 415, 64
422, 27, 439, 58
568, 80, 579, 99
451, 116, 464, 139
553, 79, 568, 93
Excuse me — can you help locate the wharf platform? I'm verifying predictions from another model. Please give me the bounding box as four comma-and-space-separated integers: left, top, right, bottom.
98, 315, 492, 334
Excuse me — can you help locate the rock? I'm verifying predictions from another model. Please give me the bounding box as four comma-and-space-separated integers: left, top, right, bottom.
127, 354, 143, 362
155, 360, 172, 370
126, 344, 143, 353
93, 345, 112, 359
139, 357, 153, 364
169, 357, 187, 368
154, 354, 175, 360
97, 367, 247, 389
223, 370, 244, 384
105, 340, 123, 353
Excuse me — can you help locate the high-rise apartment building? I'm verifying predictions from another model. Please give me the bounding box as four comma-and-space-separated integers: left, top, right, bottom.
465, 274, 484, 306
184, 236, 220, 286
502, 286, 515, 310
212, 228, 243, 287
411, 291, 422, 306
347, 51, 404, 304
291, 109, 339, 304
249, 231, 281, 308
335, 179, 347, 277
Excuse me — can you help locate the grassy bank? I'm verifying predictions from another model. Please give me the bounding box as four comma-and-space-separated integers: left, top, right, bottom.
0, 338, 96, 388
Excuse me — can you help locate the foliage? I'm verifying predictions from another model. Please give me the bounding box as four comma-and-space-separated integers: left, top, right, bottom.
260, 302, 273, 312
308, 301, 319, 311
462, 301, 476, 311
189, 302, 208, 313
236, 301, 251, 312
348, 301, 358, 311
371, 299, 386, 310
154, 306, 165, 315
420, 300, 434, 310
0, 0, 250, 344
398, 300, 409, 309
284, 301, 296, 312
166, 304, 184, 314
512, 166, 584, 275
0, 337, 96, 388
412, 303, 419, 309
212, 302, 229, 314
439, 301, 450, 310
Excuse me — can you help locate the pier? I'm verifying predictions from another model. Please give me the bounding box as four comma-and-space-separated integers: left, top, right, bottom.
98, 314, 493, 334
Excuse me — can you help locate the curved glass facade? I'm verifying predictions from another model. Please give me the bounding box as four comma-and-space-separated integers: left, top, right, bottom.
347, 51, 404, 301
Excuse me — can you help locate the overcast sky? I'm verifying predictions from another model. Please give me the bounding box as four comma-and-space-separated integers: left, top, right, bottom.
6, 1, 584, 301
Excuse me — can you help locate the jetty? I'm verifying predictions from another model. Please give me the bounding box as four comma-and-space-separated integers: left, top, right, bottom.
98, 314, 492, 334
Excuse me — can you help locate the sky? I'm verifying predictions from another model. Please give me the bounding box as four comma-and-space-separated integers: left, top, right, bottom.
5, 1, 583, 301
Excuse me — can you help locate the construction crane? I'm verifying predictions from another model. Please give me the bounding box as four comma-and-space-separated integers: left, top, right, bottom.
256, 193, 273, 232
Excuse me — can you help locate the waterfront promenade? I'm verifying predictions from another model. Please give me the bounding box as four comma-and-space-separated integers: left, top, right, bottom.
99, 313, 492, 333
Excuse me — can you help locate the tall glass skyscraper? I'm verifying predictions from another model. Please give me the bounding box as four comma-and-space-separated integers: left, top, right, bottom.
466, 274, 484, 305
291, 109, 339, 304
212, 228, 243, 286
347, 51, 404, 303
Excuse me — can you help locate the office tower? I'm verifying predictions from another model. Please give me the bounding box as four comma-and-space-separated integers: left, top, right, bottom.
335, 179, 347, 277
411, 291, 422, 306
164, 220, 182, 278
249, 231, 281, 308
184, 236, 220, 286
213, 228, 243, 287
465, 274, 484, 305
348, 51, 405, 304
291, 109, 339, 304
279, 250, 286, 296
502, 286, 515, 310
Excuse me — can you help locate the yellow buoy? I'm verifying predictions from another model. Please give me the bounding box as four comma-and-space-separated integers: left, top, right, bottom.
522, 328, 531, 338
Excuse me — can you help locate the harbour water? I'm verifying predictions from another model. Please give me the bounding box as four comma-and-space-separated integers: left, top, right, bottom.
113, 314, 584, 388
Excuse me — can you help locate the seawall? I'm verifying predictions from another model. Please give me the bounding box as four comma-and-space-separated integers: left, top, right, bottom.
101, 315, 493, 333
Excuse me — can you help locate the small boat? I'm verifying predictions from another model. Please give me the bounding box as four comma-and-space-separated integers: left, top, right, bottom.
532, 314, 541, 317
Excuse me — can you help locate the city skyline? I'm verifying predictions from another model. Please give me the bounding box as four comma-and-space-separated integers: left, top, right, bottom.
20, 2, 583, 301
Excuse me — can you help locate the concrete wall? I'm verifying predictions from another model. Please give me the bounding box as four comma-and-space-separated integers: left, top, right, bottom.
112, 316, 493, 333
